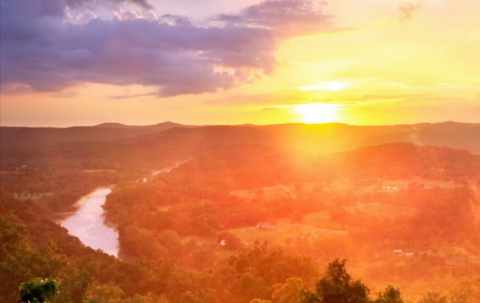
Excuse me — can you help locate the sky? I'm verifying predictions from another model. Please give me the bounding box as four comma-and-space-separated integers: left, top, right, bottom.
1, 0, 479, 127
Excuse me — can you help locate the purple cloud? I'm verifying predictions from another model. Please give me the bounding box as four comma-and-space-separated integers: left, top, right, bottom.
217, 0, 334, 38
108, 91, 157, 99
0, 0, 336, 97
203, 92, 307, 105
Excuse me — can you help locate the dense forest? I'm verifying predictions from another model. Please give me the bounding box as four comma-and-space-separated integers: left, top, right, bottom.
1, 122, 480, 303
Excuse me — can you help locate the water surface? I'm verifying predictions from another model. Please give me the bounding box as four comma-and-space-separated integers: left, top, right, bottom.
59, 162, 188, 257
60, 187, 118, 257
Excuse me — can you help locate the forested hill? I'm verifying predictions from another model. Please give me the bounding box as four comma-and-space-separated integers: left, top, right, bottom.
1, 121, 479, 154
1, 121, 480, 171
330, 143, 480, 178
149, 121, 480, 154
93, 121, 183, 130
0, 121, 185, 149
2, 136, 480, 302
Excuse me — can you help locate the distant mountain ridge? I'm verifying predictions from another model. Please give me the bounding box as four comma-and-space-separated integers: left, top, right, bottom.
147, 121, 480, 154
93, 122, 129, 128
1, 121, 479, 155
1, 121, 479, 172
0, 121, 186, 149
94, 121, 183, 129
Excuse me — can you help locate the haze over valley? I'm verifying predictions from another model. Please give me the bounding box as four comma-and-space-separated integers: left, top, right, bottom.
1, 121, 480, 303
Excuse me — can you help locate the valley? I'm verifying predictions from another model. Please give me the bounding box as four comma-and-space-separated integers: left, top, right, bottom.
1, 122, 480, 303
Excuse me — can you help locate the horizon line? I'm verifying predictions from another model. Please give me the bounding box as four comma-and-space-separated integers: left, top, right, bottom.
1, 120, 478, 129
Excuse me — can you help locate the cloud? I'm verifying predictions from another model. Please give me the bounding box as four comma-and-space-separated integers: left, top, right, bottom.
203, 91, 312, 105
108, 91, 157, 99
1, 0, 279, 97
397, 1, 422, 21
112, 10, 144, 20
204, 94, 274, 105
217, 0, 335, 38
0, 0, 339, 97
66, 0, 153, 12
339, 94, 429, 102
75, 12, 98, 24
12, 0, 153, 18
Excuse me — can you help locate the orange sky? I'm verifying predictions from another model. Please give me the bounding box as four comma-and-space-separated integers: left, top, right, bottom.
1, 0, 479, 127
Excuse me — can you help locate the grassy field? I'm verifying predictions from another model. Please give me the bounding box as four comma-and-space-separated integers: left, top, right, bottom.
227, 220, 348, 247
346, 203, 417, 218
230, 185, 294, 200
358, 177, 459, 193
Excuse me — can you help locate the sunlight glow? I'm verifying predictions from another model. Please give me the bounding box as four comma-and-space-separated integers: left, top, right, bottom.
298, 82, 348, 92
294, 103, 341, 124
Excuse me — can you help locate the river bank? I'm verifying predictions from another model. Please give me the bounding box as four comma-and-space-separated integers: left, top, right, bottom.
56, 161, 188, 257
59, 187, 118, 256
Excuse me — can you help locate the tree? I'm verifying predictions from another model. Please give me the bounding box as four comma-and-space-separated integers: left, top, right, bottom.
271, 277, 304, 303
314, 259, 370, 303
18, 277, 60, 303
374, 286, 403, 303
0, 214, 65, 303
448, 278, 480, 303
298, 290, 321, 303
299, 259, 404, 303
83, 283, 125, 303
417, 292, 447, 303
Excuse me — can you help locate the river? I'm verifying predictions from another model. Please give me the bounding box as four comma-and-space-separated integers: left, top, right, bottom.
59, 161, 187, 257
59, 187, 119, 256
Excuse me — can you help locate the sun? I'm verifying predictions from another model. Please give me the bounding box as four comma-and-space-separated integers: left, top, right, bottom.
294, 103, 341, 124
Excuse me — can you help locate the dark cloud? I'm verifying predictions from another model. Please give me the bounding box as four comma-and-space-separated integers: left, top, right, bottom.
0, 0, 337, 97
4, 0, 152, 19
398, 1, 422, 21
1, 0, 277, 97
217, 0, 334, 38
64, 0, 153, 13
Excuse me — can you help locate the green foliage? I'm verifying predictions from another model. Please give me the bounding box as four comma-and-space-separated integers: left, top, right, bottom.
315, 259, 370, 303
298, 290, 321, 303
19, 277, 60, 303
417, 292, 447, 303
83, 283, 125, 303
374, 286, 403, 303
0, 213, 66, 303
271, 277, 304, 303
448, 278, 480, 303
299, 259, 405, 303
2, 130, 480, 303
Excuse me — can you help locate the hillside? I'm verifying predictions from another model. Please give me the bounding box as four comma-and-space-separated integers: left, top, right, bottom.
0, 121, 186, 150
94, 121, 184, 130
2, 133, 480, 303
2, 121, 479, 172
2, 122, 479, 154
330, 142, 480, 178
